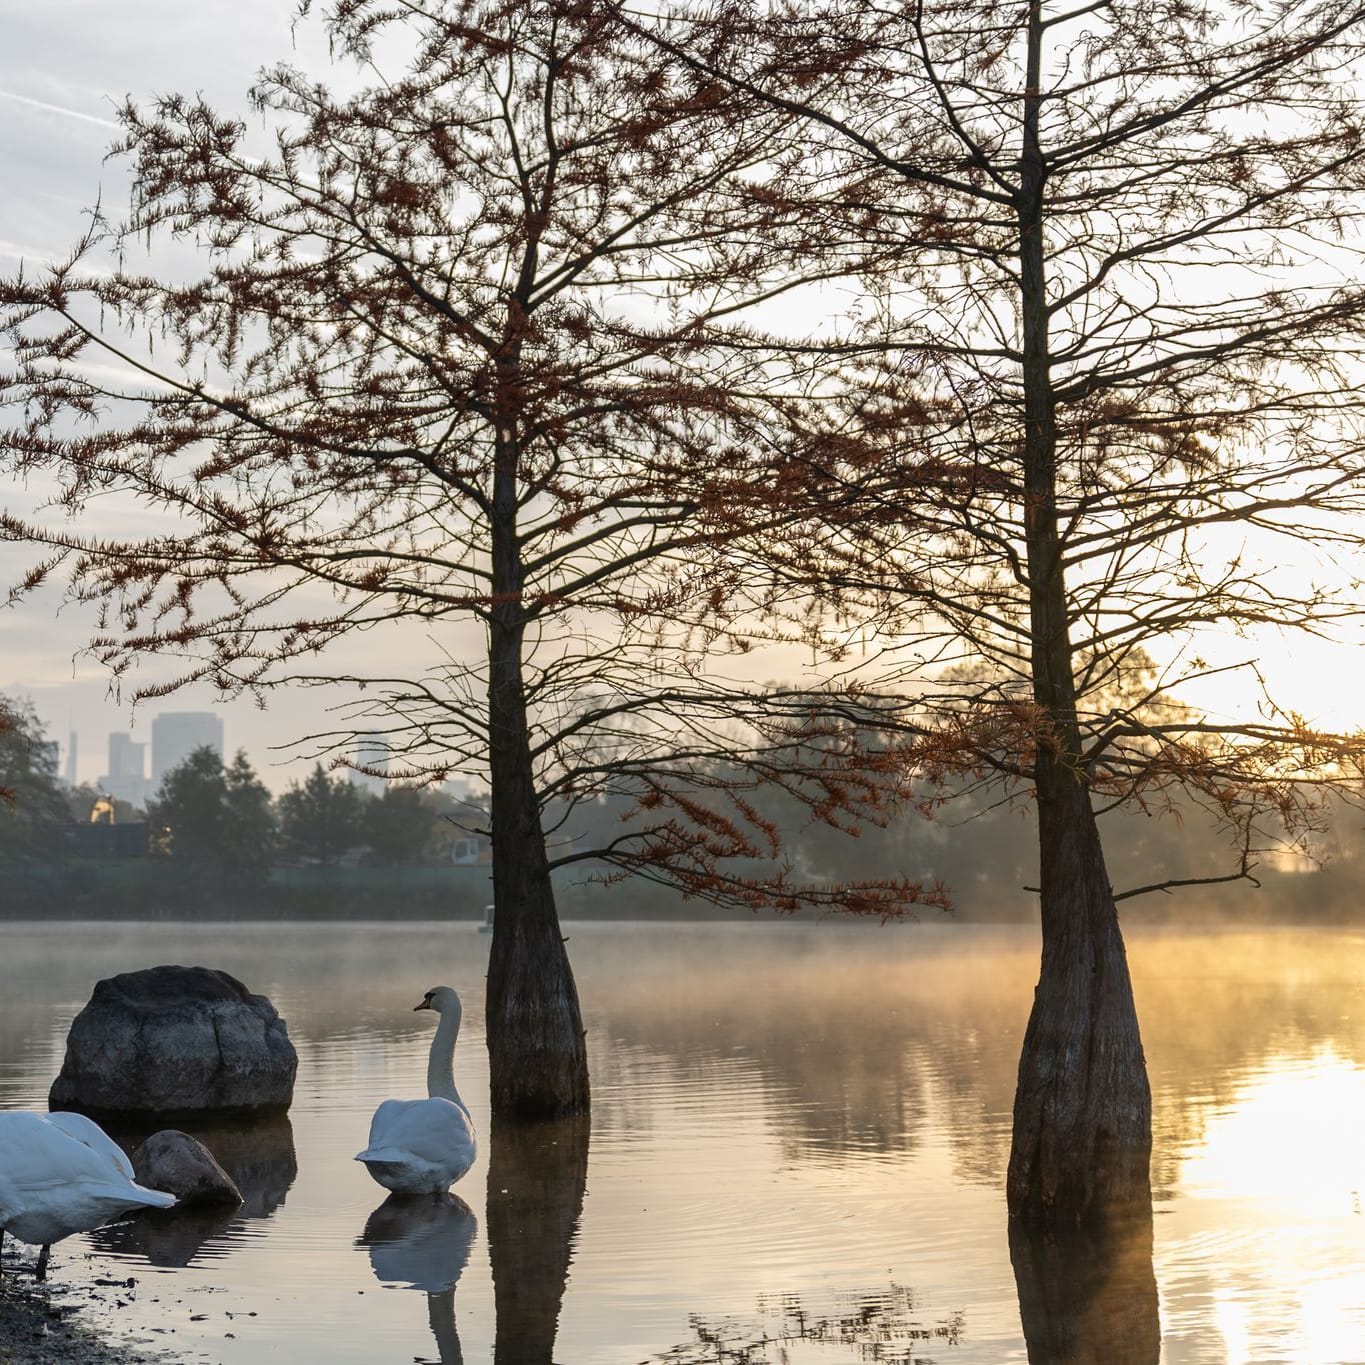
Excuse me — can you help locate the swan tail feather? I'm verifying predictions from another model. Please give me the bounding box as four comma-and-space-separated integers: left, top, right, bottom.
128, 1184, 177, 1210
86, 1181, 176, 1210
355, 1146, 409, 1165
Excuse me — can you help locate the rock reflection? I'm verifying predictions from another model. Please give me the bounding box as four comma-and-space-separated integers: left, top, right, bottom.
358, 1193, 478, 1365
652, 1284, 965, 1362
91, 1203, 239, 1268
186, 1115, 298, 1218
1009, 1205, 1160, 1365
88, 1115, 297, 1266
487, 1115, 590, 1365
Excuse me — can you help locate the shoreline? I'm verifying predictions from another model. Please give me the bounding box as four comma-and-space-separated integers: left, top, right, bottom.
0, 1253, 171, 1365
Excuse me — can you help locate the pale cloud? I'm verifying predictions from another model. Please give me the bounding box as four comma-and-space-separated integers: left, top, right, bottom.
0, 237, 61, 265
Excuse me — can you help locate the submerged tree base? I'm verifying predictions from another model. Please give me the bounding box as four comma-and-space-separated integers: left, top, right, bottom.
485, 888, 591, 1121
1010, 1199, 1160, 1364
1007, 783, 1153, 1226
1006, 928, 1153, 1226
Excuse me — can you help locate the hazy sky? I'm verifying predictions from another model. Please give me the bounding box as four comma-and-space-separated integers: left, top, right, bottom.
0, 1, 413, 789
4, 1, 1363, 793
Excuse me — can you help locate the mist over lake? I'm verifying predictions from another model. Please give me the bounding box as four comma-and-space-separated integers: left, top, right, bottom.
2, 918, 1361, 1363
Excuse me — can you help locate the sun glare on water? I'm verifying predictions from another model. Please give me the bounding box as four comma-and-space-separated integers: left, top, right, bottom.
1173, 1048, 1365, 1363
1181, 1048, 1365, 1211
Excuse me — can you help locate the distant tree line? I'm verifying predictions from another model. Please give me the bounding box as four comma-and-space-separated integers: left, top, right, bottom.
4, 700, 1357, 923
146, 747, 479, 887
0, 703, 486, 902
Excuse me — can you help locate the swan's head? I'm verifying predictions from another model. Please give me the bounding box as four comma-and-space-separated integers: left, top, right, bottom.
415, 986, 461, 1016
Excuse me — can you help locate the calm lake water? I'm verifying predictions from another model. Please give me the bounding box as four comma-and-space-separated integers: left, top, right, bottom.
3, 919, 1365, 1363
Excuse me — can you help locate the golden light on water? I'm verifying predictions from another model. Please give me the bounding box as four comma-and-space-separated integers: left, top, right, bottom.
1172, 1047, 1365, 1363
1180, 1048, 1365, 1212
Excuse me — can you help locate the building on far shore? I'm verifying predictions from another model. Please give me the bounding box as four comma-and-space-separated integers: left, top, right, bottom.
348, 733, 391, 794
151, 711, 224, 788
98, 731, 150, 807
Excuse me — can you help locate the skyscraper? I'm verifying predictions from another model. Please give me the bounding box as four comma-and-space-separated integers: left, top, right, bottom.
151, 712, 225, 788
348, 733, 390, 793
100, 731, 150, 806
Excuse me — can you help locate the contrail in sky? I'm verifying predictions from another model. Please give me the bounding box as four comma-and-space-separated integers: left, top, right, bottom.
0, 89, 119, 130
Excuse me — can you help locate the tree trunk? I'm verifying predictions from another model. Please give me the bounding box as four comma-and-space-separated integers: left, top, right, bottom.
1007, 0, 1151, 1224
1005, 772, 1152, 1221
484, 681, 590, 1119
485, 417, 591, 1121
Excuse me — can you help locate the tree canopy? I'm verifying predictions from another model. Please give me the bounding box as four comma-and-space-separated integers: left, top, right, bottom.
7, 0, 1365, 1198
624, 0, 1365, 1221
0, 0, 943, 1120
0, 699, 69, 864
147, 746, 277, 891
278, 764, 365, 865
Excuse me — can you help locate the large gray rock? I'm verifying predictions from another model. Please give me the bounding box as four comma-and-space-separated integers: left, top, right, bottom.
49, 965, 297, 1119
132, 1129, 242, 1208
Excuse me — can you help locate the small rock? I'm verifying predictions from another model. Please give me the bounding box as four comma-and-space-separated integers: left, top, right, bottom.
132, 1131, 242, 1209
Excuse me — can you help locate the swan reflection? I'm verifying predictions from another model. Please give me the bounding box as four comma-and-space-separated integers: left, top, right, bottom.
357, 1193, 477, 1365
359, 1192, 477, 1292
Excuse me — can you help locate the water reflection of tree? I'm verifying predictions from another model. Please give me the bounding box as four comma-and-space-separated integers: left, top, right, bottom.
578, 926, 1365, 1197
1009, 1206, 1159, 1365
487, 1116, 590, 1365
581, 928, 1030, 1183
651, 1283, 965, 1363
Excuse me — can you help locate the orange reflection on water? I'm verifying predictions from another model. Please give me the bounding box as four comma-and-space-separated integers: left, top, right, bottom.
1165, 1047, 1365, 1363
1181, 1048, 1365, 1212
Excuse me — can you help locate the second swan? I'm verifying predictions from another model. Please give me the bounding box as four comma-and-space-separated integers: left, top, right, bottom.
356, 986, 478, 1195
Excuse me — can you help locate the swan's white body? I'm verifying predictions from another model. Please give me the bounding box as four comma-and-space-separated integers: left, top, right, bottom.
0, 1111, 176, 1278
356, 987, 478, 1195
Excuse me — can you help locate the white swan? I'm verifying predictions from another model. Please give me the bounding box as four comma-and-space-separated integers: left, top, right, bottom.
356, 987, 478, 1195
0, 1111, 176, 1280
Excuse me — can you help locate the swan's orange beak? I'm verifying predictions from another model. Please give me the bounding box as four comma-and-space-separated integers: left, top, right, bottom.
414, 999, 433, 1012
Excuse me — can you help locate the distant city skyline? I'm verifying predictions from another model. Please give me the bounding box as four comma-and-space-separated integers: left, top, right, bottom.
0, 0, 374, 794
34, 710, 481, 801
33, 700, 310, 796
99, 730, 148, 807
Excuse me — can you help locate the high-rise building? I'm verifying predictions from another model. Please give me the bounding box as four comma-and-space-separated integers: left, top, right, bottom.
99, 731, 149, 807
151, 711, 225, 787
64, 731, 78, 788
348, 733, 390, 793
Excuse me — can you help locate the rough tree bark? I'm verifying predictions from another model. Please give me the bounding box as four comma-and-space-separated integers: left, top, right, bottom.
486, 418, 589, 1119
1006, 0, 1150, 1223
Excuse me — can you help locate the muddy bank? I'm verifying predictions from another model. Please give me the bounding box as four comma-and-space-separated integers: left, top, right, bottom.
0, 1256, 172, 1365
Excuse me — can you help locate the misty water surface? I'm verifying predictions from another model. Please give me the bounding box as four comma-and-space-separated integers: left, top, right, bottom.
2, 919, 1364, 1362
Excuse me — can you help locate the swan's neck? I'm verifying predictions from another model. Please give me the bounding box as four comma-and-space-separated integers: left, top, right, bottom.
427, 1007, 466, 1110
